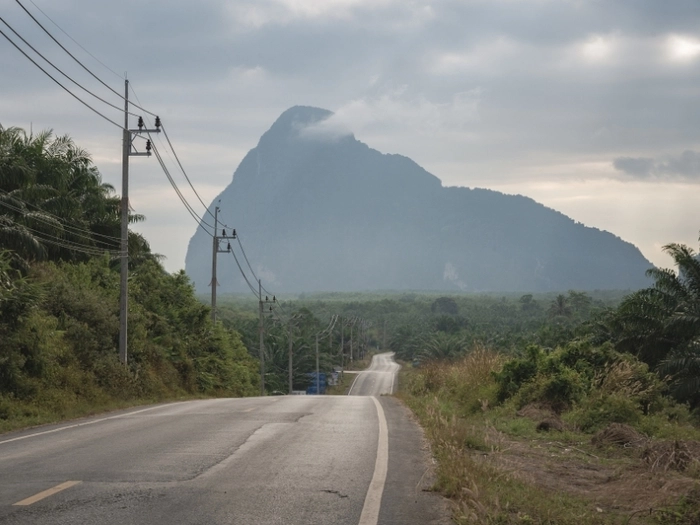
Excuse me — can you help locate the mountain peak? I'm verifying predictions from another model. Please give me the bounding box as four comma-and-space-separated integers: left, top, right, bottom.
263, 106, 333, 140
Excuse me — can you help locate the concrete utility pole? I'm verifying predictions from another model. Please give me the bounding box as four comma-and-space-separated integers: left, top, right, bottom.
210, 206, 219, 322
340, 317, 344, 376
258, 279, 265, 396
315, 333, 320, 395
350, 323, 354, 362
383, 318, 387, 351
209, 206, 234, 323
119, 78, 159, 366
288, 321, 294, 395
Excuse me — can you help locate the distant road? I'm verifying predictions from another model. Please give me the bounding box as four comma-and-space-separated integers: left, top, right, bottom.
0, 354, 448, 525
348, 352, 401, 396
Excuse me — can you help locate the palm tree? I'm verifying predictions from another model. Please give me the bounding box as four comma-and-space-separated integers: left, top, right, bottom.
548, 294, 572, 318
418, 332, 467, 362
0, 125, 145, 266
611, 239, 700, 406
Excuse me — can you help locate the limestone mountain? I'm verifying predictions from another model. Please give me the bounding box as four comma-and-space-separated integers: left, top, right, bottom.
184, 106, 652, 293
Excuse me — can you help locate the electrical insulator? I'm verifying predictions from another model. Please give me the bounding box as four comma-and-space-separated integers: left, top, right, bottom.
137, 116, 144, 130
232, 229, 237, 238
227, 243, 231, 251
273, 296, 276, 302
145, 140, 152, 152
222, 229, 227, 237
265, 296, 269, 301
155, 116, 161, 129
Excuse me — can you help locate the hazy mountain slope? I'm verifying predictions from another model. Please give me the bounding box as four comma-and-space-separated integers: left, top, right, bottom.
185, 106, 651, 293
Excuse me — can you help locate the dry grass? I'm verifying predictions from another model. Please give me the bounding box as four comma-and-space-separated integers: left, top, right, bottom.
399, 349, 700, 525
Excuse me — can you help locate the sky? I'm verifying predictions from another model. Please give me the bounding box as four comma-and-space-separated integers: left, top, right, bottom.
1, 0, 700, 274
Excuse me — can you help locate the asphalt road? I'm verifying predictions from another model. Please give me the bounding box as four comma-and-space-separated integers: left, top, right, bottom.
0, 354, 448, 525
347, 353, 401, 396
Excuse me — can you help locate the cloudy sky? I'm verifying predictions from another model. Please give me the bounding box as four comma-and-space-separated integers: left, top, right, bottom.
2, 0, 700, 273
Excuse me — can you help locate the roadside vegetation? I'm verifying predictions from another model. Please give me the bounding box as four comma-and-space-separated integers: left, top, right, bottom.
0, 126, 258, 433
394, 240, 700, 524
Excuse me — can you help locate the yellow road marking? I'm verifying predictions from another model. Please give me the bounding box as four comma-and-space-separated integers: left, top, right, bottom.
13, 481, 82, 506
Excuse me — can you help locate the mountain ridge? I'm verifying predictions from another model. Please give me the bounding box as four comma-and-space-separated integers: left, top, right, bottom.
185, 106, 652, 293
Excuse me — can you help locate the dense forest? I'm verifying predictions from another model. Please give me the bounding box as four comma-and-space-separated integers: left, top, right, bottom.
0, 126, 258, 431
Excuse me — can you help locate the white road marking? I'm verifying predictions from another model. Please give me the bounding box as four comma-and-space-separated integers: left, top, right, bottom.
13, 480, 82, 506
0, 404, 177, 446
347, 373, 361, 395
358, 396, 389, 525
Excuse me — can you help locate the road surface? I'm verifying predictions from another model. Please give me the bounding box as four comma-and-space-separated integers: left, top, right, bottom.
347, 353, 401, 396
0, 354, 448, 524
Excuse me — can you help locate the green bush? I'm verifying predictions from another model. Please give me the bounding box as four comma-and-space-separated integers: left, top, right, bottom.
566, 393, 642, 432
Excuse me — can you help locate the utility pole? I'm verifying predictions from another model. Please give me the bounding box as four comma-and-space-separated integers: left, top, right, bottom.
210, 206, 219, 322
383, 318, 387, 351
315, 333, 320, 395
288, 321, 294, 395
119, 78, 159, 366
350, 322, 354, 362
258, 279, 265, 396
210, 206, 235, 323
340, 317, 344, 377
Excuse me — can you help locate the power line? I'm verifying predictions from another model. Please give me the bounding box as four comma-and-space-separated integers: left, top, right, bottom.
0, 189, 122, 243
1, 218, 121, 256
161, 123, 217, 221
146, 136, 215, 236
14, 0, 158, 118
0, 198, 120, 249
27, 0, 123, 81
0, 17, 138, 118
229, 247, 259, 298
0, 25, 123, 129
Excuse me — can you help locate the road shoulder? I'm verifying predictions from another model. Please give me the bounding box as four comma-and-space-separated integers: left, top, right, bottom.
378, 396, 452, 525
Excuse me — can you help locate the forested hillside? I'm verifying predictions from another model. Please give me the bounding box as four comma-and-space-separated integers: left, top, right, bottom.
0, 126, 258, 431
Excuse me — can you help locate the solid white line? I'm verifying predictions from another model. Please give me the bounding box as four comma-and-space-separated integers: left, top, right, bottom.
0, 404, 178, 446
347, 373, 361, 395
13, 480, 82, 506
358, 396, 389, 525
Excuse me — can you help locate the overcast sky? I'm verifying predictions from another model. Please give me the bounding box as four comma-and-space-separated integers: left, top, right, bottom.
2, 0, 700, 274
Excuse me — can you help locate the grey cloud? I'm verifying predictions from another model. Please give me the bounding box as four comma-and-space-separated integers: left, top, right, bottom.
613, 157, 655, 177
614, 151, 700, 180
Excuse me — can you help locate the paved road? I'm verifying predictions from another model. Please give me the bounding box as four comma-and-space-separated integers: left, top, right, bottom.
348, 353, 401, 396
0, 355, 448, 525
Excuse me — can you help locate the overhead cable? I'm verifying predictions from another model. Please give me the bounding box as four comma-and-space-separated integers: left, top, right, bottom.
14, 0, 158, 117
0, 198, 120, 249
0, 17, 138, 117
0, 189, 123, 243
0, 25, 123, 129
145, 133, 215, 236
27, 0, 124, 81
229, 247, 260, 298
161, 123, 217, 221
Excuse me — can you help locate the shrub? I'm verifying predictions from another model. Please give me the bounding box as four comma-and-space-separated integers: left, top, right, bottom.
567, 393, 642, 432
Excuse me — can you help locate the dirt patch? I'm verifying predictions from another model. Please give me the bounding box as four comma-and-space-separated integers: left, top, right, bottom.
479, 428, 700, 518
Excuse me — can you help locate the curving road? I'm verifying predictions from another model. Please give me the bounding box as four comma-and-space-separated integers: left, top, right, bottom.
0, 354, 448, 525
348, 353, 401, 396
